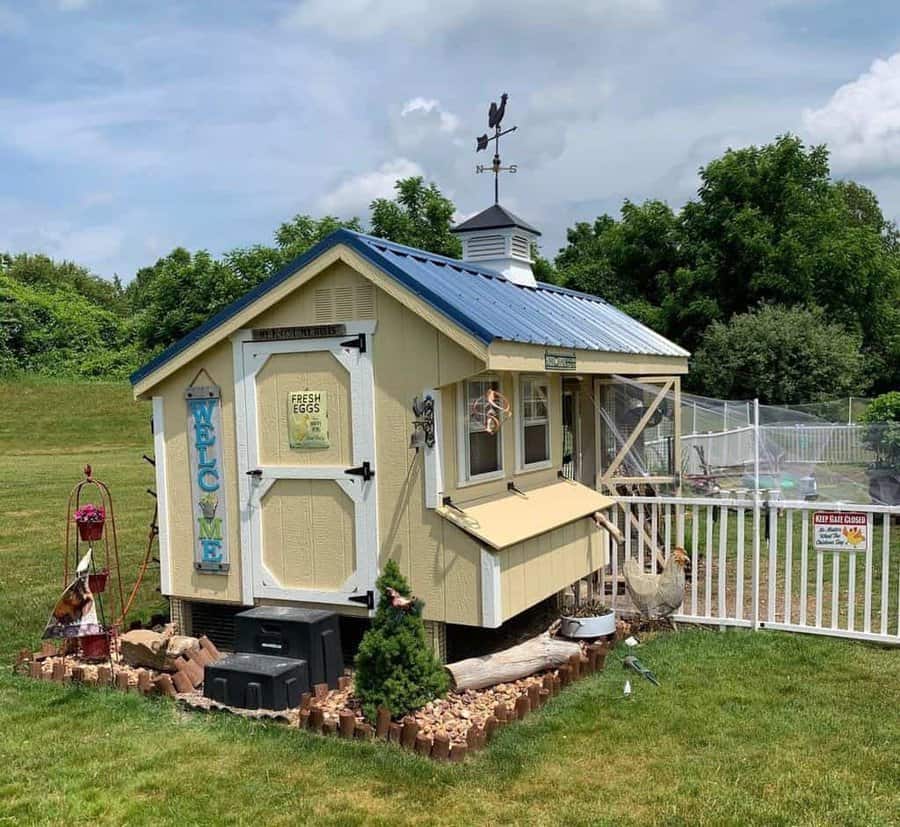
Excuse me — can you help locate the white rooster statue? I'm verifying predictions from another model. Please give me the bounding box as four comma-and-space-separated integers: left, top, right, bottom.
623, 547, 689, 619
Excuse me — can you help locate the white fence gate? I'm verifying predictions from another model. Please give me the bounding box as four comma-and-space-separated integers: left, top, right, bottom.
603, 495, 900, 646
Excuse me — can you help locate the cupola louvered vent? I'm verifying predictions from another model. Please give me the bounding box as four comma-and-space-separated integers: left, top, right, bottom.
511, 234, 531, 260
313, 282, 377, 322
464, 234, 506, 260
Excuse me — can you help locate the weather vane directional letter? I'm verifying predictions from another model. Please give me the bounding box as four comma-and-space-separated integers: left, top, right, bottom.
475, 92, 517, 204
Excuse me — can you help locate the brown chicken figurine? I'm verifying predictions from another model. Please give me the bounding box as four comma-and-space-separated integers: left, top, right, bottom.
623, 547, 689, 618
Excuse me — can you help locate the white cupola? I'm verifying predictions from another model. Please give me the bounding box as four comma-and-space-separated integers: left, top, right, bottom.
451, 204, 540, 286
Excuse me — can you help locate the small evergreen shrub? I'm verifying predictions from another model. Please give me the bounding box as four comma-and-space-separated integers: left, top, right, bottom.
354, 560, 448, 721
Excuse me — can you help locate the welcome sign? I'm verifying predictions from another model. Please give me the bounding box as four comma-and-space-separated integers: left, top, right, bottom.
186, 386, 229, 573
288, 390, 330, 449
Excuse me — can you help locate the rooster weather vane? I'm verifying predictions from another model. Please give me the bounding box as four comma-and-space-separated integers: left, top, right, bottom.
476, 92, 517, 204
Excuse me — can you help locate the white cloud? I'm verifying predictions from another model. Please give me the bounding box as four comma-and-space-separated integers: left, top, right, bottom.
401, 97, 459, 133
318, 158, 424, 215
282, 0, 666, 42
803, 53, 900, 174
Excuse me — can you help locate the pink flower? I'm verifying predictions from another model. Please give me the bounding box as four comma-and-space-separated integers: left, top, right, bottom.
74, 504, 105, 524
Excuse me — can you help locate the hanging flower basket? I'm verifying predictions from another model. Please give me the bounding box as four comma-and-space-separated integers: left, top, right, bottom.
74, 504, 105, 542
88, 569, 109, 594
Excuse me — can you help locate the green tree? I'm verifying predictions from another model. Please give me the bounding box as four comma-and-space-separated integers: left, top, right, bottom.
370, 176, 461, 258
225, 214, 362, 289
354, 559, 448, 722
128, 248, 243, 354
690, 305, 869, 404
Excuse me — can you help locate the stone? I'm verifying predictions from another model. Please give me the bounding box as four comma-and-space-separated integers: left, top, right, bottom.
119, 628, 200, 672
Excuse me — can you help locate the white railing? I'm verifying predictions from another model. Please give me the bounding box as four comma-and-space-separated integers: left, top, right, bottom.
605, 495, 900, 645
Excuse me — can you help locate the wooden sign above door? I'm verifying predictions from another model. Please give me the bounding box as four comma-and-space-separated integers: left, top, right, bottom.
252, 324, 347, 342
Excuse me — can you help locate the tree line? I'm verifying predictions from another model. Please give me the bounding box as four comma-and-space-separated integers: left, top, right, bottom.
1, 135, 897, 404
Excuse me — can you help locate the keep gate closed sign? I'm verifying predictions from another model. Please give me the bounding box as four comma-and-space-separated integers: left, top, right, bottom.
288, 390, 330, 449
813, 511, 870, 552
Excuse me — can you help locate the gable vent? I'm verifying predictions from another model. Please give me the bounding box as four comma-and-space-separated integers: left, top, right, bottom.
355, 283, 375, 317
313, 283, 377, 322
314, 288, 332, 322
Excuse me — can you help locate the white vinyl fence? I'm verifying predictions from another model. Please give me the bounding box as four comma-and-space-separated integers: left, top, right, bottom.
602, 495, 900, 646
651, 424, 875, 475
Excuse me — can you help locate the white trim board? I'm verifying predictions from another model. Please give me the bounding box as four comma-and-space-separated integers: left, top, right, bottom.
480, 547, 503, 628
152, 396, 173, 596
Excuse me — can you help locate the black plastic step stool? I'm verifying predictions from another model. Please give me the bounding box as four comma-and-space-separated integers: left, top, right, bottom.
204, 653, 308, 710
235, 606, 344, 689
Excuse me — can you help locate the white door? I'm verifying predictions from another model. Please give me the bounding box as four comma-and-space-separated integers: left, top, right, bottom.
234, 328, 378, 609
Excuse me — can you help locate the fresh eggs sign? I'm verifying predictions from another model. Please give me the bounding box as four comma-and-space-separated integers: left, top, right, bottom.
288, 390, 330, 449
186, 386, 229, 573
813, 511, 870, 552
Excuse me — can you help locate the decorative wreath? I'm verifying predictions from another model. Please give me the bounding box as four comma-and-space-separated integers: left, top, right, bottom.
470, 388, 511, 434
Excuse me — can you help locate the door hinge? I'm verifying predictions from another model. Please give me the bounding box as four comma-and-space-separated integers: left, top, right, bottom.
246, 469, 263, 477
345, 461, 374, 481
340, 334, 367, 353
348, 589, 375, 610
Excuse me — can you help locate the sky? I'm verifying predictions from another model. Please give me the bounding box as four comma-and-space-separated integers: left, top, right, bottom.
1, 0, 900, 281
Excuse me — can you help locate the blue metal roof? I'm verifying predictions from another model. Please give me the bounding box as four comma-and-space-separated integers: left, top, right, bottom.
131, 229, 687, 386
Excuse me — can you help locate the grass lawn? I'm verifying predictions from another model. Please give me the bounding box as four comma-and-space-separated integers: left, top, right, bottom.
1, 378, 899, 826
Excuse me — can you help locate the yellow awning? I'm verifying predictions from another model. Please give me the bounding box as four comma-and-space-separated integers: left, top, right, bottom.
437, 479, 614, 550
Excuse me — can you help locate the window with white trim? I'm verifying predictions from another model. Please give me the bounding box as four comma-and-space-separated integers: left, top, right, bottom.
519, 376, 550, 468
462, 377, 503, 480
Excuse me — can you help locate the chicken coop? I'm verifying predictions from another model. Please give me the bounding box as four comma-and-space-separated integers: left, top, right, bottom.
131, 203, 688, 656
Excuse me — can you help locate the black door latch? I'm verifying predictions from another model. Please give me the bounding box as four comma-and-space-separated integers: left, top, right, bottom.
246, 469, 263, 477
344, 461, 374, 481
348, 590, 375, 610
340, 334, 366, 353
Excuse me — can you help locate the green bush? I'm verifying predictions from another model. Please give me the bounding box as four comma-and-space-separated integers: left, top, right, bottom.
860, 391, 900, 468
353, 560, 448, 722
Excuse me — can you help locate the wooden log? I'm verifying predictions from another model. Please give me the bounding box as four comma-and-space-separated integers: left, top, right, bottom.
400, 718, 419, 750
97, 665, 112, 686
466, 726, 483, 752
308, 706, 325, 732
388, 722, 403, 744
52, 660, 67, 683
337, 675, 351, 691
493, 703, 508, 723
198, 635, 221, 662
539, 688, 551, 708
298, 709, 310, 730
484, 716, 499, 740
514, 696, 530, 720
171, 670, 193, 694
558, 664, 571, 687
299, 691, 312, 710
542, 673, 554, 693
444, 633, 582, 691
39, 641, 58, 660
189, 647, 213, 668
375, 706, 392, 739
354, 722, 373, 740
414, 733, 433, 757
527, 684, 540, 708
450, 743, 467, 763
154, 674, 177, 698
581, 654, 593, 676
29, 661, 43, 681
313, 682, 329, 700
137, 669, 153, 695
431, 732, 451, 761
568, 653, 581, 680
115, 671, 131, 692
322, 719, 337, 736
339, 710, 356, 739
70, 665, 85, 684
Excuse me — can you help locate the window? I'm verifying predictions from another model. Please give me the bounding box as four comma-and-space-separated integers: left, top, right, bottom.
462, 377, 503, 480
519, 376, 550, 468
